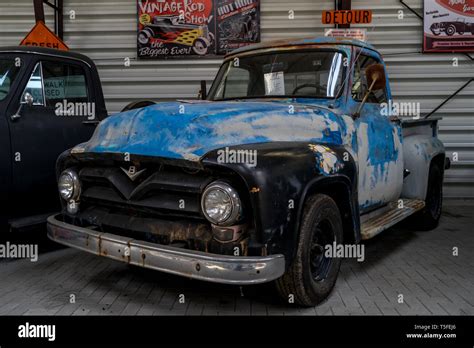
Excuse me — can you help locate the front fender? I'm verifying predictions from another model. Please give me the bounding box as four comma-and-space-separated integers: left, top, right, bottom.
202, 142, 358, 265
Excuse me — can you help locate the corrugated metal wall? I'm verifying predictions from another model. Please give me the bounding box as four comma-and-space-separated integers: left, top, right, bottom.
0, 0, 472, 197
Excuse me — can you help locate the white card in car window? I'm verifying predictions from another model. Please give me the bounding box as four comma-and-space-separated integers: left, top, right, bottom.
264, 71, 285, 95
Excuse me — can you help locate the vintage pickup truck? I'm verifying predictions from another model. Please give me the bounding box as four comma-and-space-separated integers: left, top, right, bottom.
47, 37, 449, 306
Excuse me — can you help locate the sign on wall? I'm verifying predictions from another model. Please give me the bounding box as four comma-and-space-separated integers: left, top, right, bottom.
137, 0, 260, 59
20, 21, 69, 51
322, 10, 372, 25
424, 0, 474, 53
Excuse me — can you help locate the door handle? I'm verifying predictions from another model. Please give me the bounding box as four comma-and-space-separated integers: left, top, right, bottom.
10, 113, 21, 121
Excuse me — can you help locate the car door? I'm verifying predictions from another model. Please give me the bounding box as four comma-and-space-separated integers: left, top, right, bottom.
0, 54, 26, 220
350, 49, 404, 213
8, 56, 96, 215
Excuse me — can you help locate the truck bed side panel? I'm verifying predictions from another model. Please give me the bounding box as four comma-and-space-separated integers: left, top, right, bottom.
401, 120, 445, 200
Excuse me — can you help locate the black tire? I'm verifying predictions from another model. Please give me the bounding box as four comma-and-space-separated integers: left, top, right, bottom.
138, 28, 153, 45
411, 163, 443, 230
192, 38, 209, 55
446, 25, 456, 36
121, 100, 156, 112
275, 194, 343, 307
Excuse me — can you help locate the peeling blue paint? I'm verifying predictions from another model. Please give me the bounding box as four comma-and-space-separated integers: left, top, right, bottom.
79, 100, 346, 161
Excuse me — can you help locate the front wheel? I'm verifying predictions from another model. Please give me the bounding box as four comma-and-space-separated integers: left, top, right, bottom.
275, 194, 343, 306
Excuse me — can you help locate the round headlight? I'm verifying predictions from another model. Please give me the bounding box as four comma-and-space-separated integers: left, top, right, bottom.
201, 181, 241, 226
58, 169, 81, 201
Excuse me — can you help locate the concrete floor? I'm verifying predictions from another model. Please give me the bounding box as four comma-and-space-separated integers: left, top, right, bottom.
0, 203, 472, 315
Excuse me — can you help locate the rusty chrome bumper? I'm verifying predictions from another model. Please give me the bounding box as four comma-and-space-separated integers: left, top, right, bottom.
47, 214, 285, 285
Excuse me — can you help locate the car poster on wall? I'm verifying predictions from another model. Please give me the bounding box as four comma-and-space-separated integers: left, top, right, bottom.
137, 0, 260, 58
215, 0, 260, 55
423, 0, 474, 53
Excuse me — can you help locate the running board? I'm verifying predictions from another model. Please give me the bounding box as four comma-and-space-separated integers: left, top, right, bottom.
360, 199, 425, 240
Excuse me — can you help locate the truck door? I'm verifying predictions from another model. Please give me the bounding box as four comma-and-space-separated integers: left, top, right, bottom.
350, 49, 404, 213
8, 57, 96, 215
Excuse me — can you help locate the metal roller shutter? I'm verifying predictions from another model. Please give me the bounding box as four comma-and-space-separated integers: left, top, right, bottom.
0, 0, 472, 197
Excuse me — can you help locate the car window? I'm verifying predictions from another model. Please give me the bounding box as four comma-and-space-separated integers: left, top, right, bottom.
214, 67, 250, 99
0, 58, 21, 101
352, 54, 387, 104
21, 62, 45, 105
42, 61, 89, 107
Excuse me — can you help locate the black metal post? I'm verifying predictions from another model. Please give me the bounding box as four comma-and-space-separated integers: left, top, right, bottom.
33, 0, 45, 22
337, 0, 351, 29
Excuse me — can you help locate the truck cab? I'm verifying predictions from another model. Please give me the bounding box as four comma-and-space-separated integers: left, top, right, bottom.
46, 37, 447, 306
0, 46, 107, 230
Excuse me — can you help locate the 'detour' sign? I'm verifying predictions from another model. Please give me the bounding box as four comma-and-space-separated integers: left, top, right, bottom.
322, 10, 372, 25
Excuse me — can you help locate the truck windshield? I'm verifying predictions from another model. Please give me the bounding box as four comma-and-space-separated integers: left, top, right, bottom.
209, 50, 345, 101
0, 59, 21, 101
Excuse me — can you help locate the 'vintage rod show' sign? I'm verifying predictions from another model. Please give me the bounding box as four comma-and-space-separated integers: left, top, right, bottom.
137, 0, 260, 58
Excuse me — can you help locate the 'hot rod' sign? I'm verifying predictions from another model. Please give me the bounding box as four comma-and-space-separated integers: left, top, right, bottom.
137, 0, 260, 58
424, 0, 474, 52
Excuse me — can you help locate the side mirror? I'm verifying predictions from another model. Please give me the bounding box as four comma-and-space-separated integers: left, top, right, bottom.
11, 92, 34, 121
198, 80, 207, 100
23, 92, 34, 106
353, 64, 386, 119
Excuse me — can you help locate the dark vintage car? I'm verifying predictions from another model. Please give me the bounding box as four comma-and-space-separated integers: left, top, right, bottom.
138, 15, 214, 55
430, 18, 474, 36
0, 46, 108, 231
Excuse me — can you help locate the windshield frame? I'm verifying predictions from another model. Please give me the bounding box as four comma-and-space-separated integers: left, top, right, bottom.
207, 48, 348, 101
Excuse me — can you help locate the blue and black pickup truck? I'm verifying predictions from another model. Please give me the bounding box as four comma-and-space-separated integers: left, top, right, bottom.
0, 46, 108, 231
47, 37, 450, 306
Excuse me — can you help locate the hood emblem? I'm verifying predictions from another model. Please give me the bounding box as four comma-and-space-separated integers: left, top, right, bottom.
121, 166, 146, 181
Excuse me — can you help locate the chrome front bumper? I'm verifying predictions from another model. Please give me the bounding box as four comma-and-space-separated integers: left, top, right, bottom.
47, 214, 285, 285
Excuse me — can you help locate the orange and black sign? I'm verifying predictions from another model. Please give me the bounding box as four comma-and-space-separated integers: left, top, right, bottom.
322, 10, 372, 25
20, 21, 69, 51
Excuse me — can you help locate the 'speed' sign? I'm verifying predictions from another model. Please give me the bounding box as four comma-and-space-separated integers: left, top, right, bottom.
322, 10, 372, 25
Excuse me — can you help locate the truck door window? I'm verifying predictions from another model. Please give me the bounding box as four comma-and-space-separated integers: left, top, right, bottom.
21, 62, 45, 106
0, 58, 21, 101
352, 55, 387, 104
41, 61, 89, 107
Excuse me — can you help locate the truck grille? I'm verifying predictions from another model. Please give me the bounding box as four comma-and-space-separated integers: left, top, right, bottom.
78, 165, 214, 220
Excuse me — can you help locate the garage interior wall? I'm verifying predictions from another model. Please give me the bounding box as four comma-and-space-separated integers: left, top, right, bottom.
0, 0, 472, 198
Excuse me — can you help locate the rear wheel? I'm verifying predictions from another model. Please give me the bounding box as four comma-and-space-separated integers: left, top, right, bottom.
411, 163, 443, 230
192, 38, 209, 55
275, 194, 343, 306
446, 25, 456, 36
